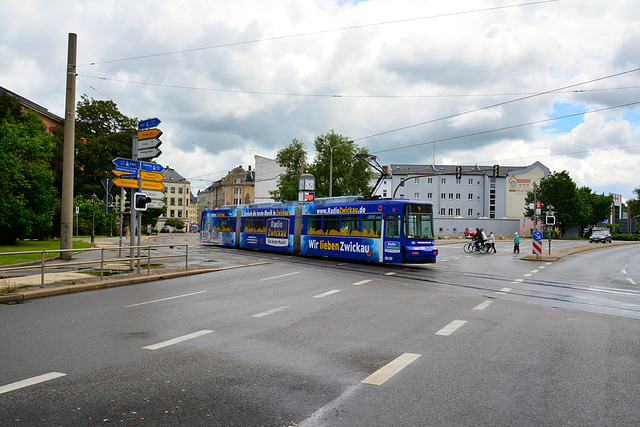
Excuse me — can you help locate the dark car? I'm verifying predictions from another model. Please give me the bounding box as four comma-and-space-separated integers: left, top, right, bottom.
160, 227, 170, 233
464, 227, 477, 237
589, 230, 612, 243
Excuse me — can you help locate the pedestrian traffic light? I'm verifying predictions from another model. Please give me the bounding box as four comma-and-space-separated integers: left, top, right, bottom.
114, 195, 121, 213
546, 215, 556, 225
134, 192, 152, 211
493, 164, 499, 177
456, 166, 462, 180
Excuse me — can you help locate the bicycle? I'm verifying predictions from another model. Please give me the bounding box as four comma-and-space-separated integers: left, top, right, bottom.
463, 240, 489, 254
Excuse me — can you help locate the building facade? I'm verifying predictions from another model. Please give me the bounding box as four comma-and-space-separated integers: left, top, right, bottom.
155, 167, 194, 231
197, 166, 255, 220
373, 162, 549, 236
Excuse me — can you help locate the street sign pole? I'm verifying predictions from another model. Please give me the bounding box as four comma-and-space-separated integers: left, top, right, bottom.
130, 136, 137, 270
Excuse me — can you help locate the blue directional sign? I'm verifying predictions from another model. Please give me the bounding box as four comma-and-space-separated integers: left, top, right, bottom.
114, 165, 137, 174
119, 173, 138, 180
532, 231, 543, 241
112, 157, 164, 172
138, 118, 161, 130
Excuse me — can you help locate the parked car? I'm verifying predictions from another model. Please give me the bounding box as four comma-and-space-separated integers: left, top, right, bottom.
464, 227, 477, 237
589, 229, 612, 243
160, 226, 171, 233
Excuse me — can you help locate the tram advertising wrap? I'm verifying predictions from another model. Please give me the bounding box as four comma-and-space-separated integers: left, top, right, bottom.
200, 197, 437, 264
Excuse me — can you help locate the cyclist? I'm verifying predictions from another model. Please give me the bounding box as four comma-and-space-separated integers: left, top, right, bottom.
475, 228, 487, 252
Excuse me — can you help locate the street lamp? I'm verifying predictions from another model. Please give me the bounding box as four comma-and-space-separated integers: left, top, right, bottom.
91, 193, 97, 245
320, 138, 354, 197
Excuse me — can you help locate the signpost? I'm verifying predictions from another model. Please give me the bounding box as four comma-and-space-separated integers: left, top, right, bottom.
137, 147, 162, 159
113, 157, 163, 172
138, 117, 161, 130
137, 138, 162, 150
137, 128, 162, 140
113, 177, 165, 191
532, 230, 543, 257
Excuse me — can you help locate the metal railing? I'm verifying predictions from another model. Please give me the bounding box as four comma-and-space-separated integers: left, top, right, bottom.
0, 244, 189, 288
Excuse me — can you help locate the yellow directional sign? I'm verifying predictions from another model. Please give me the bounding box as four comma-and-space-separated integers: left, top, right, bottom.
112, 169, 135, 178
137, 128, 162, 140
113, 178, 165, 191
139, 170, 164, 181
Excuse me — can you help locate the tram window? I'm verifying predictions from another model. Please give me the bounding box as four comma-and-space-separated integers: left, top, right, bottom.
361, 214, 381, 237
307, 216, 322, 234
324, 216, 340, 235
385, 214, 401, 238
341, 215, 359, 236
215, 218, 233, 231
404, 204, 434, 239
254, 217, 265, 233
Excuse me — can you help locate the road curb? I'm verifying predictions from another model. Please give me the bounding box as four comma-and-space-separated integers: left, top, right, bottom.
0, 262, 269, 304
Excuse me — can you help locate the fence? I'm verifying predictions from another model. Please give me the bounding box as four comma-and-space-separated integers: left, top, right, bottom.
0, 244, 189, 289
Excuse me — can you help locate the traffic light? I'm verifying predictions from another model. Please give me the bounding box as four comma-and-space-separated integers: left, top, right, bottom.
546, 216, 556, 225
456, 166, 462, 180
134, 192, 152, 211
493, 164, 499, 177
114, 195, 121, 213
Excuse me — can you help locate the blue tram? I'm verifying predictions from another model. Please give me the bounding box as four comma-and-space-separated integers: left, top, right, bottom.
201, 197, 437, 264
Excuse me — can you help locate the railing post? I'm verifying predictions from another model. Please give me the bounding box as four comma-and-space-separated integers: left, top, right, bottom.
147, 247, 151, 275
40, 251, 45, 288
185, 245, 189, 271
100, 248, 104, 280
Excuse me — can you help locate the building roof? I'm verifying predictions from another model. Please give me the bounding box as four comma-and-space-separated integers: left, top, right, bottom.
389, 163, 544, 177
0, 86, 63, 124
162, 166, 189, 183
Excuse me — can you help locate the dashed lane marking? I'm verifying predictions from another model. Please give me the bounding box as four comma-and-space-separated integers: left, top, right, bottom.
384, 272, 396, 276
629, 278, 637, 285
313, 290, 341, 298
126, 291, 206, 308
0, 372, 66, 395
473, 300, 493, 311
142, 330, 214, 350
252, 306, 291, 318
259, 272, 300, 281
435, 320, 467, 336
361, 353, 421, 385
497, 287, 511, 295
353, 279, 372, 286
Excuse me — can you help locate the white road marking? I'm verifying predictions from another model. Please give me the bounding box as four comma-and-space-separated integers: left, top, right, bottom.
435, 320, 467, 336
622, 269, 627, 274
313, 290, 341, 298
473, 300, 493, 311
259, 272, 300, 281
539, 266, 546, 269
384, 272, 396, 276
629, 278, 637, 285
523, 273, 532, 277
497, 287, 511, 295
126, 291, 206, 307
545, 262, 552, 266
142, 330, 213, 350
530, 270, 539, 273
252, 306, 291, 318
0, 372, 66, 395
353, 279, 372, 286
361, 353, 421, 385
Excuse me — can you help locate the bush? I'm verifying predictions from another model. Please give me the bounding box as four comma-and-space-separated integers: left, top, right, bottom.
612, 233, 640, 241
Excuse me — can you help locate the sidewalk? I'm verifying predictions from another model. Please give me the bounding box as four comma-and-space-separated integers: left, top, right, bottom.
0, 235, 266, 304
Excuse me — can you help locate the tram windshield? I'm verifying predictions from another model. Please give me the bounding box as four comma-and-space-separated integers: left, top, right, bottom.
404, 204, 434, 239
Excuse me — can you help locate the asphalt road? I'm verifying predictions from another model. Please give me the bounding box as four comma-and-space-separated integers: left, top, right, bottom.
1, 238, 639, 426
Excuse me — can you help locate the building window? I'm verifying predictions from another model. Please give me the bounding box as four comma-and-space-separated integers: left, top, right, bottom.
449, 193, 454, 199
178, 187, 183, 194
441, 193, 446, 199
468, 193, 473, 200
170, 187, 175, 193
440, 208, 446, 216
456, 193, 461, 199
415, 178, 419, 184
400, 181, 405, 187
414, 193, 420, 199
170, 197, 175, 206
456, 178, 461, 185
178, 198, 183, 206
448, 208, 453, 216
383, 190, 387, 197
468, 178, 473, 185
427, 192, 432, 199
456, 208, 461, 216
428, 178, 433, 184
468, 208, 473, 216
441, 178, 446, 184
178, 210, 183, 218
170, 210, 175, 217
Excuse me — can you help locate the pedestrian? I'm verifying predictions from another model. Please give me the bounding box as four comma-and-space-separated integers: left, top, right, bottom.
513, 232, 520, 253
488, 232, 496, 253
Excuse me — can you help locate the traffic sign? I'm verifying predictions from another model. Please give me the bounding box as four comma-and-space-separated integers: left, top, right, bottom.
113, 169, 137, 177
146, 200, 165, 209
138, 128, 162, 140
113, 178, 165, 191
119, 173, 137, 180
138, 137, 162, 150
532, 231, 543, 241
144, 190, 165, 199
138, 118, 161, 130
533, 240, 542, 255
112, 157, 163, 172
139, 170, 164, 181
137, 147, 162, 159
101, 178, 113, 193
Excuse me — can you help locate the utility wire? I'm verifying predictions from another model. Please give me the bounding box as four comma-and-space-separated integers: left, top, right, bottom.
78, 0, 557, 67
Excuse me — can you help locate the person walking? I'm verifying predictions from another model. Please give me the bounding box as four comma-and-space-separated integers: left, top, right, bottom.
513, 232, 520, 253
488, 232, 496, 253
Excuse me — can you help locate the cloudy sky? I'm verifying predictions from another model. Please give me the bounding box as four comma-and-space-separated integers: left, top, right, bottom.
2, 0, 639, 199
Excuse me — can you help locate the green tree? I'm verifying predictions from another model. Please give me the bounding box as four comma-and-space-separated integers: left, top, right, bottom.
524, 171, 581, 236
629, 188, 640, 225
0, 91, 58, 244
164, 217, 185, 231
576, 187, 612, 236
269, 138, 307, 202
309, 131, 373, 198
